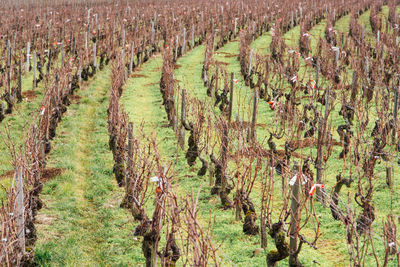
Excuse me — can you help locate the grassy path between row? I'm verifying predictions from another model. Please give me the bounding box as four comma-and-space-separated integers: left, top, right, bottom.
174, 21, 347, 265
122, 54, 272, 266
34, 67, 141, 266
0, 73, 47, 197
121, 31, 351, 264
171, 10, 400, 266
29, 5, 399, 265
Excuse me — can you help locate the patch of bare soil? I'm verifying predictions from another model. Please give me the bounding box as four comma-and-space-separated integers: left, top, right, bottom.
288, 138, 342, 150
217, 51, 239, 58
41, 168, 65, 183
0, 168, 65, 183
231, 148, 308, 160
36, 214, 57, 225
131, 73, 148, 78
22, 90, 37, 101
70, 94, 81, 104
230, 121, 266, 129
215, 61, 229, 66
224, 54, 238, 58
146, 82, 159, 86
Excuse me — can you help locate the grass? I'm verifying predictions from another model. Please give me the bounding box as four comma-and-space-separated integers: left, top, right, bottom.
119, 33, 349, 266
27, 4, 400, 267
34, 67, 141, 266
0, 72, 47, 199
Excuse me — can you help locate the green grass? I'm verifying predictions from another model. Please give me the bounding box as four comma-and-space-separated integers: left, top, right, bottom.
251, 31, 273, 54
28, 5, 400, 267
34, 67, 141, 266
118, 37, 350, 266
0, 71, 47, 200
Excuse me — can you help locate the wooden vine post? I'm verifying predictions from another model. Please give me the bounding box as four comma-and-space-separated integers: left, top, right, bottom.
93, 42, 97, 68
182, 28, 186, 55
315, 59, 320, 89
179, 89, 186, 149
248, 49, 253, 79
350, 71, 358, 103
7, 39, 11, 95
213, 65, 218, 99
386, 167, 393, 188
15, 166, 25, 253
191, 24, 195, 48
26, 41, 30, 72
289, 163, 300, 266
393, 77, 399, 142
228, 72, 234, 123
126, 122, 134, 192
33, 52, 37, 88
220, 121, 230, 206
17, 60, 22, 103
129, 42, 134, 74
316, 86, 330, 203
250, 88, 259, 142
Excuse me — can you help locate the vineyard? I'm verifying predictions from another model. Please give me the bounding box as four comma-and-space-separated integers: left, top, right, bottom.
0, 0, 400, 266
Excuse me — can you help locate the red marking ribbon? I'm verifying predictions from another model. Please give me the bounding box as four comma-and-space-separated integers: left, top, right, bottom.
310, 80, 316, 90
268, 101, 276, 110
309, 184, 325, 196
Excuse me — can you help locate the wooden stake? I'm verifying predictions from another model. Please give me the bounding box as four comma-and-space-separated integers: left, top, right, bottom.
350, 71, 358, 102
248, 49, 253, 77
228, 72, 234, 123
127, 122, 134, 192
315, 60, 320, 89
7, 39, 11, 95
129, 42, 134, 74
33, 52, 37, 88
26, 42, 30, 72
182, 28, 186, 55
250, 88, 259, 142
15, 166, 25, 253
93, 42, 97, 67
191, 24, 195, 48
289, 163, 300, 266
386, 167, 393, 188
17, 60, 22, 102
179, 89, 186, 149
393, 79, 400, 142
85, 31, 88, 51
316, 87, 330, 203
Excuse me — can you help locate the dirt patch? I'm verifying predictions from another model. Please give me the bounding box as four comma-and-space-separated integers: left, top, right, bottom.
224, 54, 238, 58
174, 64, 181, 69
288, 138, 342, 150
217, 51, 235, 55
146, 82, 159, 86
41, 168, 65, 183
217, 51, 239, 58
215, 61, 229, 66
0, 170, 14, 180
131, 73, 148, 78
0, 167, 64, 183
70, 94, 81, 104
231, 121, 266, 129
231, 148, 308, 160
36, 214, 57, 225
22, 90, 37, 101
